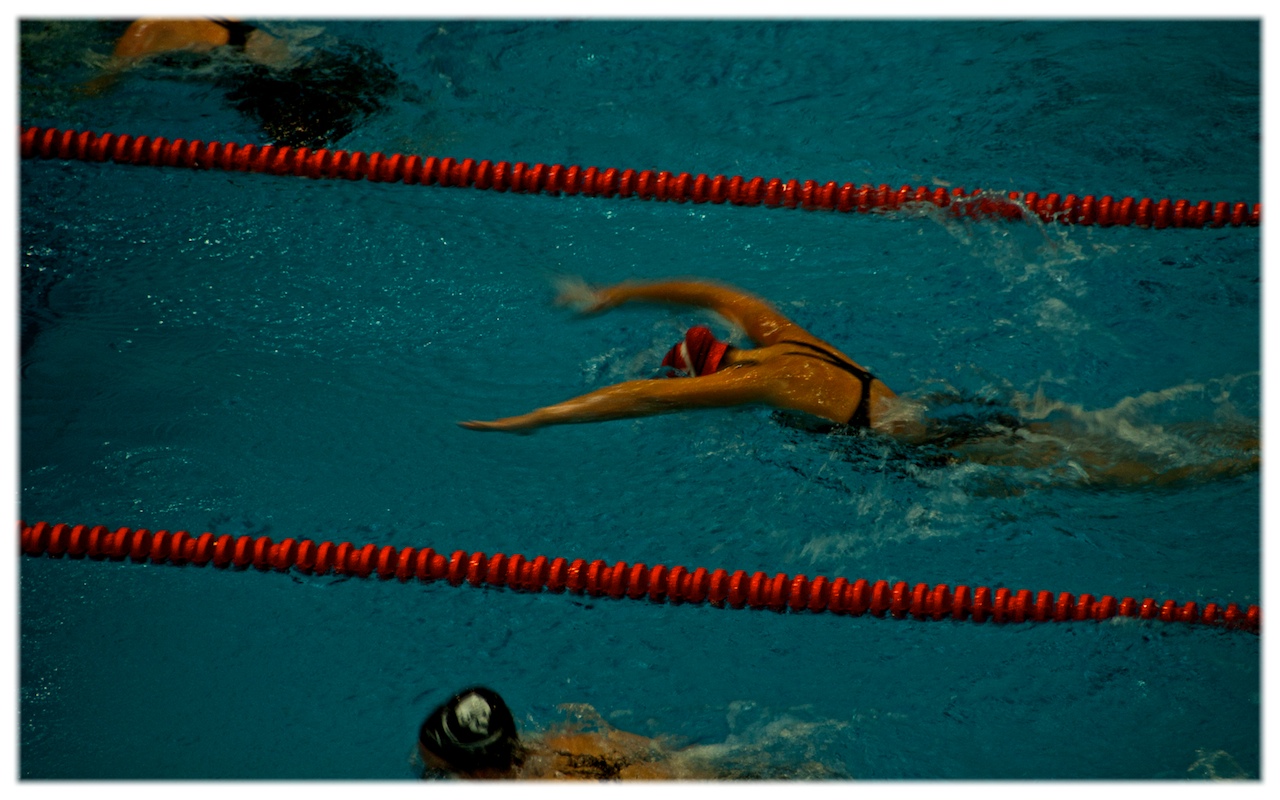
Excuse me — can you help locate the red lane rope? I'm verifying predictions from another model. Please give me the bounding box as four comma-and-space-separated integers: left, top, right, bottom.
19, 521, 1261, 634
20, 126, 1260, 229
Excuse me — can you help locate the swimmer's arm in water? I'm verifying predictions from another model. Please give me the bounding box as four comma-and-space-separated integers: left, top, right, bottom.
459, 370, 771, 432
560, 278, 806, 346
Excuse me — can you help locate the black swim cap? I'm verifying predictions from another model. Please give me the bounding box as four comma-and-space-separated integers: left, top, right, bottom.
418, 686, 519, 774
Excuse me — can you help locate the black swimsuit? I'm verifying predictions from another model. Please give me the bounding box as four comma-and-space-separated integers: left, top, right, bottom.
209, 18, 256, 49
778, 340, 877, 428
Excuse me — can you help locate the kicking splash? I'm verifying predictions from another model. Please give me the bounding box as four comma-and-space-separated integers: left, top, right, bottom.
876, 373, 1260, 491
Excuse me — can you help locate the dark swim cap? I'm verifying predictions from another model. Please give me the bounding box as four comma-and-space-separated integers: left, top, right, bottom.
661, 325, 729, 377
418, 687, 519, 774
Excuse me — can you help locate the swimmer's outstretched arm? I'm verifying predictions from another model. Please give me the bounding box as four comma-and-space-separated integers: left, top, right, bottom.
563, 279, 805, 346
459, 371, 770, 433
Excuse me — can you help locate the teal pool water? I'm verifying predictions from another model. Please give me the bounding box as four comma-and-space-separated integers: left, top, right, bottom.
19, 19, 1260, 780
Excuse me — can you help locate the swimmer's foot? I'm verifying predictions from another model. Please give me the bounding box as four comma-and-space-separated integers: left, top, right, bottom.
1086, 453, 1259, 488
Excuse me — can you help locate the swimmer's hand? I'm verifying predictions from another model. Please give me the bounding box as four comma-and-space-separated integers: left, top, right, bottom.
553, 276, 620, 315
458, 419, 537, 435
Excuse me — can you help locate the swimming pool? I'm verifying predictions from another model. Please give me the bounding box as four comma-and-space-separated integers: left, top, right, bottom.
18, 19, 1260, 780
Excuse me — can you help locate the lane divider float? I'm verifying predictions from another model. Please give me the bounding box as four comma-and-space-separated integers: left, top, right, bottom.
20, 126, 1261, 229
19, 521, 1261, 634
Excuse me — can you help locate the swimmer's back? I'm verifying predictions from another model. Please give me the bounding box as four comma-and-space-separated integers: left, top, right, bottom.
520, 729, 716, 780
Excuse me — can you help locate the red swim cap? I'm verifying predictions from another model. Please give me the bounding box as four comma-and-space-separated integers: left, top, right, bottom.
661, 326, 729, 377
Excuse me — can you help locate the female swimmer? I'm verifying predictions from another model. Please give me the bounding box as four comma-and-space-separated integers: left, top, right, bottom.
459, 278, 1257, 488
460, 278, 899, 435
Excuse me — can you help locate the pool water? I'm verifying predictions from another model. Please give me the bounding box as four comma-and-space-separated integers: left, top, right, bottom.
18, 19, 1260, 780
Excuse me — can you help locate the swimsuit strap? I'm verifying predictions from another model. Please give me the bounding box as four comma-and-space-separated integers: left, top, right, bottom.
778, 339, 876, 428
209, 18, 256, 49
